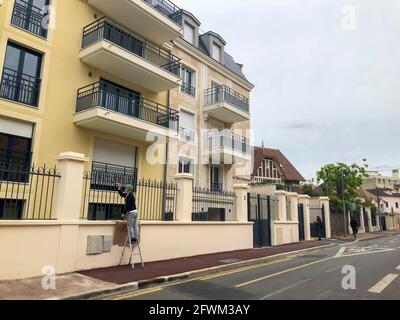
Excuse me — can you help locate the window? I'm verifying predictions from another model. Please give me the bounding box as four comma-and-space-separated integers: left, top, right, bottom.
0, 42, 42, 107
396, 202, 399, 209
183, 22, 195, 44
0, 117, 33, 182
212, 42, 221, 62
178, 157, 194, 175
181, 66, 195, 97
179, 110, 195, 143
92, 139, 138, 190
11, 0, 50, 38
210, 166, 223, 192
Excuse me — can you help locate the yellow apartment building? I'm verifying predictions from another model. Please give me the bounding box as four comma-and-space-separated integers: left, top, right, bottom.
0, 0, 186, 218
0, 0, 254, 222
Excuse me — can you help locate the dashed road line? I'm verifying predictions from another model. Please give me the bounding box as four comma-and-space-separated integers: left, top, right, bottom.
368, 274, 399, 294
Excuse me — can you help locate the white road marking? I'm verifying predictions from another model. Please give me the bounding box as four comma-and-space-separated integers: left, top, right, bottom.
396, 265, 400, 271
335, 247, 346, 258
368, 274, 399, 294
259, 278, 312, 300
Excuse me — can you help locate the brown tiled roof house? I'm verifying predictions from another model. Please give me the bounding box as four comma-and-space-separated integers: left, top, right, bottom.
253, 147, 305, 184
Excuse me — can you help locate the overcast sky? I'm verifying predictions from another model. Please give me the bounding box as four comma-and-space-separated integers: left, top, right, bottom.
174, 0, 400, 179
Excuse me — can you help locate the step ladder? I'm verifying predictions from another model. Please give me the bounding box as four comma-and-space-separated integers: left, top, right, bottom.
120, 220, 144, 270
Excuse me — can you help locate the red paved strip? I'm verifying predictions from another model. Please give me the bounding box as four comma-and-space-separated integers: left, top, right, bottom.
79, 241, 328, 285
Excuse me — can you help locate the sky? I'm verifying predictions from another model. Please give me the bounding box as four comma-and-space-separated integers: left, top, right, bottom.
173, 0, 400, 180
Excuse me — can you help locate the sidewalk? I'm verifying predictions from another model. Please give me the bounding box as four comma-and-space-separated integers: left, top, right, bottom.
0, 240, 332, 300
332, 231, 398, 242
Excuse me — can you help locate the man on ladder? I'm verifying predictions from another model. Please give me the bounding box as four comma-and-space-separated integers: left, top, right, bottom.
116, 183, 144, 270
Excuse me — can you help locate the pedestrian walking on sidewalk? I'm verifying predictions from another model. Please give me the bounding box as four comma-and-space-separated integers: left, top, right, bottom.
350, 216, 359, 239
116, 183, 138, 245
316, 216, 323, 241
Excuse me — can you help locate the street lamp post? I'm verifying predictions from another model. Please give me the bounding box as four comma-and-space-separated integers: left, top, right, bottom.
342, 171, 347, 237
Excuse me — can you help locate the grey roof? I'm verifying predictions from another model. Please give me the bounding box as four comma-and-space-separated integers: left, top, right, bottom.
197, 37, 248, 81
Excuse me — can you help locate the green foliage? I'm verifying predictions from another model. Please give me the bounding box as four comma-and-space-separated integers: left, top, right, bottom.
300, 184, 320, 197
316, 161, 368, 209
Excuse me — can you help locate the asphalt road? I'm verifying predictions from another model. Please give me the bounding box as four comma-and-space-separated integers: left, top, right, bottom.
107, 234, 400, 300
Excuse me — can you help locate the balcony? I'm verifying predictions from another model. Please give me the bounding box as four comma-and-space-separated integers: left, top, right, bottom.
80, 18, 182, 93
203, 131, 251, 164
0, 67, 41, 107
74, 81, 179, 141
203, 86, 250, 123
11, 0, 49, 38
83, 0, 183, 45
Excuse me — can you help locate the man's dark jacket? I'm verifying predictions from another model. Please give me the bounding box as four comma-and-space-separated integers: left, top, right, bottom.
118, 189, 137, 214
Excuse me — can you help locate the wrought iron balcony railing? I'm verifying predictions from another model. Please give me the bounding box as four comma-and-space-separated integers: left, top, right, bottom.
11, 0, 49, 38
204, 131, 250, 155
143, 0, 183, 26
82, 17, 181, 77
76, 81, 179, 131
0, 67, 41, 107
204, 86, 250, 113
181, 82, 196, 97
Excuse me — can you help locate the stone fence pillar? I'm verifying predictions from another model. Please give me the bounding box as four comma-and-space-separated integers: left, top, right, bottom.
175, 173, 194, 222
234, 184, 250, 222
274, 191, 287, 221
54, 152, 88, 274
359, 208, 366, 233
365, 207, 373, 233
298, 195, 311, 241
320, 197, 331, 239
54, 152, 88, 221
287, 192, 299, 222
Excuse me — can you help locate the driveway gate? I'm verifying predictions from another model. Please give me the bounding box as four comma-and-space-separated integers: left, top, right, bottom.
310, 205, 326, 238
248, 193, 271, 248
298, 203, 305, 241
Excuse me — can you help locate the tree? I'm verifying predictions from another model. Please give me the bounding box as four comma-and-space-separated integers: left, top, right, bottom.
316, 162, 368, 210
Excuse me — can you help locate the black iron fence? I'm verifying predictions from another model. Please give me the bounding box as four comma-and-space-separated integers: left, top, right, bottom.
204, 85, 249, 113
0, 67, 41, 107
204, 130, 250, 154
143, 0, 182, 25
11, 0, 49, 38
192, 187, 236, 221
76, 81, 180, 131
82, 17, 181, 77
82, 172, 177, 221
0, 164, 60, 220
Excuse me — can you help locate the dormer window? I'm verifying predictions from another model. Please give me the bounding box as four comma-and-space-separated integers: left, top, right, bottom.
183, 22, 195, 44
212, 42, 221, 62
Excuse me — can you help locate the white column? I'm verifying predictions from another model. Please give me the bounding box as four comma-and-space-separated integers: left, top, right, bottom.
287, 192, 299, 222
348, 211, 353, 234
359, 208, 366, 233
54, 152, 88, 221
175, 173, 194, 222
54, 152, 88, 274
274, 191, 287, 221
375, 213, 381, 231
298, 195, 311, 241
320, 197, 331, 239
365, 207, 373, 233
233, 184, 250, 222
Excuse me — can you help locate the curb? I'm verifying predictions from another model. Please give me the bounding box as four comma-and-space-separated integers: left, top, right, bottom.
60, 243, 335, 300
